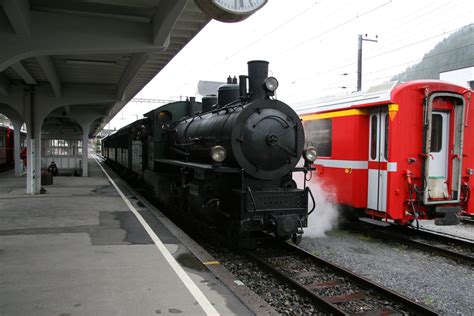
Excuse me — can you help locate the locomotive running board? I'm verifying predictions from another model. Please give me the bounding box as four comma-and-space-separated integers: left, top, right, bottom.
358, 217, 390, 227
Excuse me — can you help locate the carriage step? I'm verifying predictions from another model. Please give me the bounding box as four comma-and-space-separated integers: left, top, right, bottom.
434, 206, 460, 225
358, 217, 390, 227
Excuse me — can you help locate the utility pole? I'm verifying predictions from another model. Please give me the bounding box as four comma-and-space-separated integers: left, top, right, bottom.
357, 34, 378, 91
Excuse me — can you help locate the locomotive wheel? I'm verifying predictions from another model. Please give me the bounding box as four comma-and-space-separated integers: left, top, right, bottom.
291, 233, 302, 245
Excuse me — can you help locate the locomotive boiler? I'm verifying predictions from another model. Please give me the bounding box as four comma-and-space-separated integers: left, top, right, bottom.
172, 61, 304, 180
102, 61, 316, 246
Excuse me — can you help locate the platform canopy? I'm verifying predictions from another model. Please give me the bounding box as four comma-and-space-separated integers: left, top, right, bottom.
0, 0, 220, 193
0, 0, 211, 137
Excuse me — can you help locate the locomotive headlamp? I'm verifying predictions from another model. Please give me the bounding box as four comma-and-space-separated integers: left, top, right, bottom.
263, 77, 279, 92
303, 146, 318, 162
211, 145, 227, 163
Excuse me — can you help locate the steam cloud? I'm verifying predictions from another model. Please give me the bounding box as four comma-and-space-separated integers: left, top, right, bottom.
294, 169, 339, 238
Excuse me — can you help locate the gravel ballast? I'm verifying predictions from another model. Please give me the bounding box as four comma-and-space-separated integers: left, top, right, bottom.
205, 245, 324, 315
299, 229, 474, 315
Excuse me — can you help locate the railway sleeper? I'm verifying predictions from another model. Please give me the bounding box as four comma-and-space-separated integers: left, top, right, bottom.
325, 291, 366, 303
307, 281, 340, 289
353, 307, 399, 316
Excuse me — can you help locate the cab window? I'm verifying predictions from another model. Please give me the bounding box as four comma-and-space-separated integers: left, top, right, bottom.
303, 119, 332, 157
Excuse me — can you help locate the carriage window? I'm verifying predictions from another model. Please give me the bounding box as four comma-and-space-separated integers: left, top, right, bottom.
42, 139, 83, 156
431, 114, 442, 153
303, 119, 332, 157
384, 114, 389, 160
370, 115, 377, 160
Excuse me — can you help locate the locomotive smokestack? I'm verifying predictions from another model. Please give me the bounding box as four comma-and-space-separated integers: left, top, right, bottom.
248, 60, 269, 101
239, 75, 248, 100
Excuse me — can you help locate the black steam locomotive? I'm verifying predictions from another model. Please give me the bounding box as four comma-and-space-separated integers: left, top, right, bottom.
102, 61, 316, 246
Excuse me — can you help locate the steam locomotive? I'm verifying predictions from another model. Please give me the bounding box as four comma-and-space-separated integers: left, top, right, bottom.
102, 61, 316, 246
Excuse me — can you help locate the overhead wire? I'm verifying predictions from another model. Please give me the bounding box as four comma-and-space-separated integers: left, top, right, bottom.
315, 58, 467, 94
288, 49, 474, 96
280, 2, 472, 86
177, 1, 472, 100
363, 43, 474, 76
364, 24, 473, 62
202, 0, 324, 75
283, 26, 472, 85
279, 0, 393, 55
365, 1, 462, 47
223, 1, 321, 61
363, 57, 474, 85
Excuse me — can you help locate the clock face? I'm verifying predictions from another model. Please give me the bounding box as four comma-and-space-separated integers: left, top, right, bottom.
212, 0, 267, 14
195, 0, 267, 22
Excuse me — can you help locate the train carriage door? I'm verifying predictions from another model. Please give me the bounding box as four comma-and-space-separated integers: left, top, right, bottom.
427, 112, 449, 198
424, 93, 465, 204
368, 109, 389, 212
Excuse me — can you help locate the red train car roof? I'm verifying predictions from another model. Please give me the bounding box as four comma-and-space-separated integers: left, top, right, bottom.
295, 80, 470, 115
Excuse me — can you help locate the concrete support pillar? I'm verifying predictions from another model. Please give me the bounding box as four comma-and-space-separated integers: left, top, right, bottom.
82, 130, 88, 177
12, 120, 22, 176
24, 86, 34, 193
23, 85, 41, 194
34, 123, 41, 191
25, 138, 35, 193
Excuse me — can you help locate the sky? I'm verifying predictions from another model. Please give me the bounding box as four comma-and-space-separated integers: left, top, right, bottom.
108, 0, 474, 130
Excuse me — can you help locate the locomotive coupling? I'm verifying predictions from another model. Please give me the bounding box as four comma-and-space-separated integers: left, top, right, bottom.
272, 214, 301, 238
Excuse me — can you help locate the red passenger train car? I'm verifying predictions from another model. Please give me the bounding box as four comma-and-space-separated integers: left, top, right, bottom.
0, 126, 26, 170
297, 80, 473, 225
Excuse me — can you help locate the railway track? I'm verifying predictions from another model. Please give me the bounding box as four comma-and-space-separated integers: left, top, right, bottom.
244, 240, 438, 315
349, 222, 474, 266
460, 215, 474, 224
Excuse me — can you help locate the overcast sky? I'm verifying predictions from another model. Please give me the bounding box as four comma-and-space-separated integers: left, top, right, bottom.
109, 0, 473, 129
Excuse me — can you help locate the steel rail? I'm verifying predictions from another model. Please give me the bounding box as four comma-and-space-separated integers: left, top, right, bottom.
244, 240, 438, 316
284, 242, 438, 315
460, 216, 474, 224
244, 250, 349, 315
348, 221, 474, 266
380, 228, 474, 266
405, 226, 474, 247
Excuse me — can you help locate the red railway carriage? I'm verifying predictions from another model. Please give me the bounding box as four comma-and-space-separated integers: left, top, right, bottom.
297, 80, 473, 225
0, 126, 26, 169
0, 126, 14, 167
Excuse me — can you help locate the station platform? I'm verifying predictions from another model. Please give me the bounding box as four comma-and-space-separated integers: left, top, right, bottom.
0, 157, 252, 315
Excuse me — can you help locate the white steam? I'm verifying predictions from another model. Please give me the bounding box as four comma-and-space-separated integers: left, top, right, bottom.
294, 167, 339, 238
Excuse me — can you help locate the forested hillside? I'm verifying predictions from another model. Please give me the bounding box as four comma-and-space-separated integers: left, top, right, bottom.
392, 24, 473, 81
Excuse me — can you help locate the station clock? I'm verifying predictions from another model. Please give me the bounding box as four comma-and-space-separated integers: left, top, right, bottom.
195, 0, 267, 22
